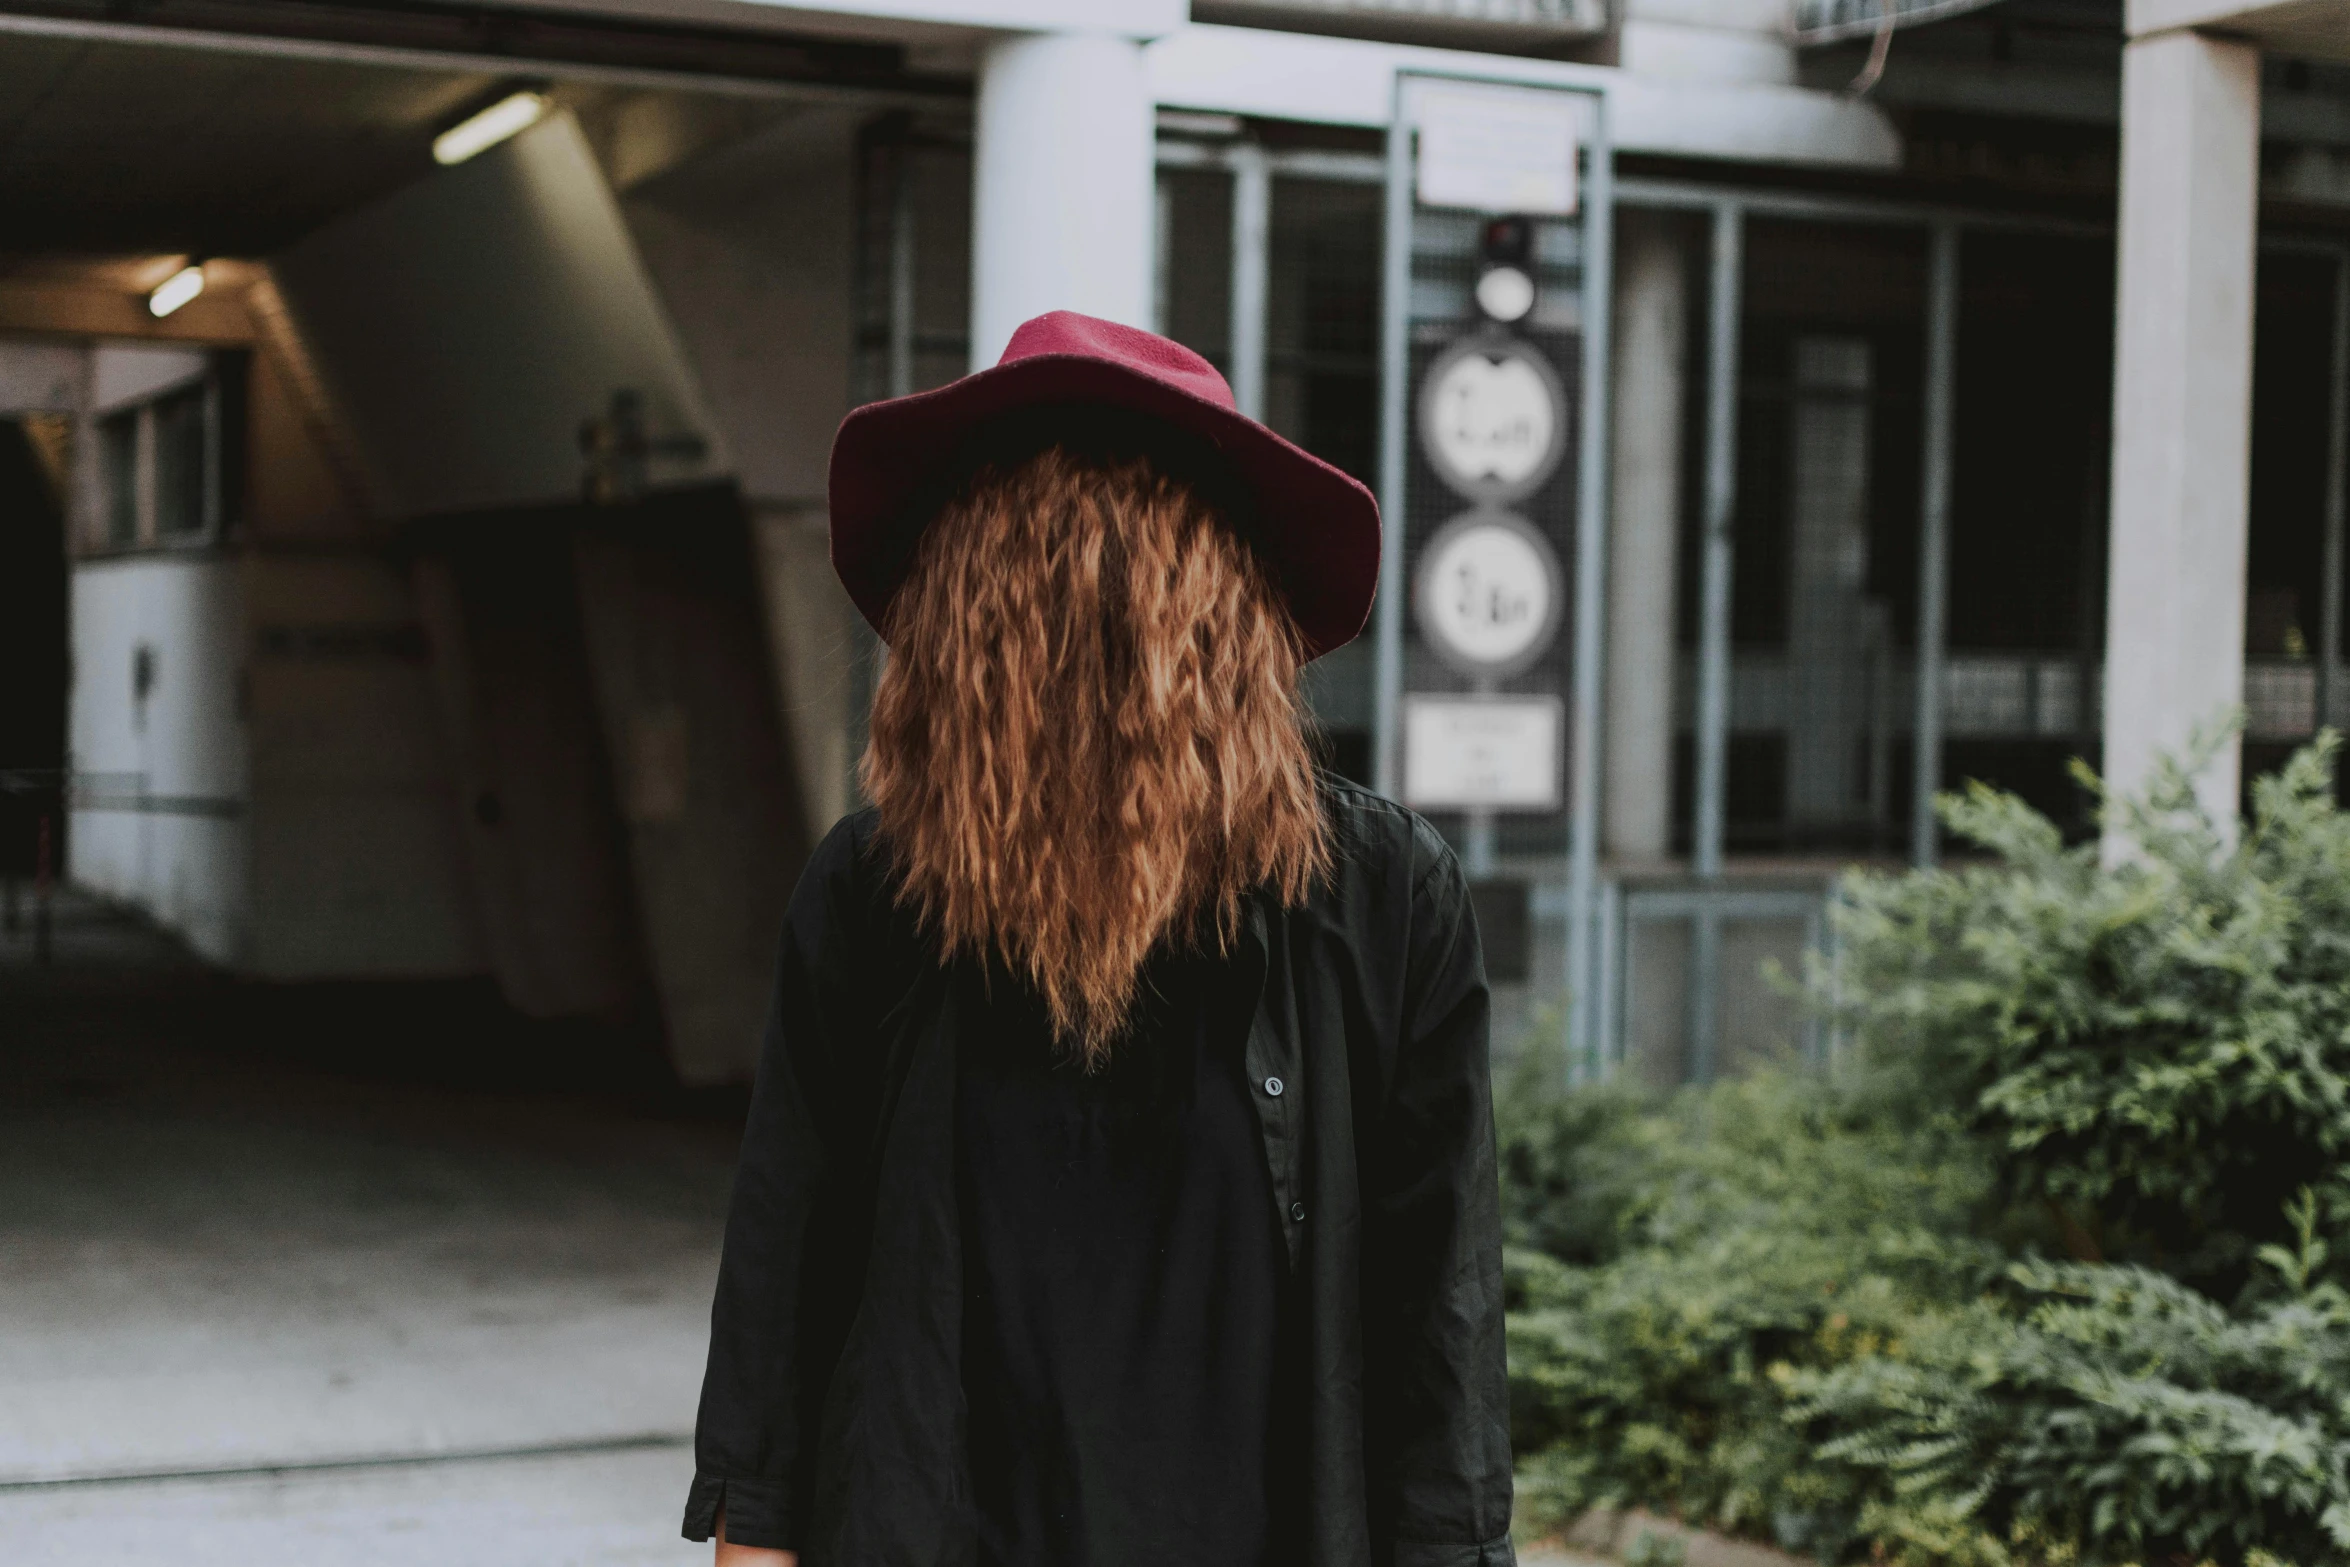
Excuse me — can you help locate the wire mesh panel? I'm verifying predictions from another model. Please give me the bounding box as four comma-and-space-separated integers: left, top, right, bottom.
1613, 884, 1824, 1088
1938, 228, 2111, 834
851, 118, 972, 409
2244, 249, 2344, 790
846, 117, 972, 797
1268, 177, 1383, 491
1269, 176, 1383, 783
1699, 219, 1927, 858
1155, 151, 1386, 786
1156, 167, 1233, 375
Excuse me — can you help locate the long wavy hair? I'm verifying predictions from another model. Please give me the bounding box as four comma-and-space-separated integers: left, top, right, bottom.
859, 426, 1328, 1063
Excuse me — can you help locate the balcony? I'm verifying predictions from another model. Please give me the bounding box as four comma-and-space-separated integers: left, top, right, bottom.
1192, 0, 1610, 52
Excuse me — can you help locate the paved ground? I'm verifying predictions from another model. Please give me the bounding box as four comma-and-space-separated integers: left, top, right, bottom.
0, 890, 1603, 1566
0, 891, 735, 1565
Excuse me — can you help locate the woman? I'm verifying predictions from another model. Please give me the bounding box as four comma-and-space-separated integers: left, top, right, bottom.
685, 312, 1514, 1567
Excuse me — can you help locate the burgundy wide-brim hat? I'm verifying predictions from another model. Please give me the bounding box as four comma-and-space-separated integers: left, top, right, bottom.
828, 310, 1381, 660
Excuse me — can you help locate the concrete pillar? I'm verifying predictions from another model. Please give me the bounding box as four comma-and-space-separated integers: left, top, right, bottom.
2102, 29, 2261, 828
1604, 214, 1687, 864
971, 31, 1155, 365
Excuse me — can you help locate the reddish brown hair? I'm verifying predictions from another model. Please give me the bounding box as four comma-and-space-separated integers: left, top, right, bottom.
860, 438, 1328, 1063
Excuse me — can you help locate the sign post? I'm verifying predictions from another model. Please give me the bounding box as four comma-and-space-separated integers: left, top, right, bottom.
1375, 71, 1611, 1081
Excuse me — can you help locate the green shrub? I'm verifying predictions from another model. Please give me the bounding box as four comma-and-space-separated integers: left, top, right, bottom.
1790, 1233, 2350, 1567
1826, 734, 2350, 1293
1503, 735, 2350, 1565
1503, 1069, 2003, 1552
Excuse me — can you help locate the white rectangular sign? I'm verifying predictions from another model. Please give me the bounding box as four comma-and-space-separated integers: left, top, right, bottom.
1414, 82, 1580, 217
1402, 694, 1565, 811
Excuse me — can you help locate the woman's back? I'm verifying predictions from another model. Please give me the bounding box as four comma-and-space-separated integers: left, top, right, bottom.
954, 940, 1300, 1567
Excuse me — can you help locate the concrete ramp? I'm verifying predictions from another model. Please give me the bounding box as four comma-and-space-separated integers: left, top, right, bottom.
411, 533, 647, 1026
272, 112, 802, 1082
570, 491, 808, 1086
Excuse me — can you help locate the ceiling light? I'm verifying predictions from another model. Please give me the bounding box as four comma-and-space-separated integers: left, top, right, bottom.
148, 265, 205, 319
434, 91, 549, 166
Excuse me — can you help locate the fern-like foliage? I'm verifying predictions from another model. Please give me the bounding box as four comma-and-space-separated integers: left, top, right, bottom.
1503, 735, 2350, 1566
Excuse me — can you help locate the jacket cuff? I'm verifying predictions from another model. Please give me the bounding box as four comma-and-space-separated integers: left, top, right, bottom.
680, 1471, 801, 1549
1392, 1533, 1518, 1567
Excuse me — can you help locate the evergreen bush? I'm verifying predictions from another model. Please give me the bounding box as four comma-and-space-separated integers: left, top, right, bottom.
1502, 734, 2350, 1566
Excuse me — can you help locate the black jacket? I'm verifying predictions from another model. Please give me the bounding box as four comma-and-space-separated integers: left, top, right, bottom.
684, 779, 1515, 1567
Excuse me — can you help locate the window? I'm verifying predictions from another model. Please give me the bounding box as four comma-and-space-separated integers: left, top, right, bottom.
152, 383, 210, 539
89, 363, 232, 551
100, 410, 139, 547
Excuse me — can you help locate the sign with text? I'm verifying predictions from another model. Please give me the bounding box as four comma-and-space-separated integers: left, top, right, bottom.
1402, 694, 1565, 811
1414, 81, 1580, 217
1419, 337, 1568, 504
1414, 511, 1562, 677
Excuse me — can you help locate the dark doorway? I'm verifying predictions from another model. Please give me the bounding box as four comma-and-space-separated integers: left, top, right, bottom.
0, 419, 68, 876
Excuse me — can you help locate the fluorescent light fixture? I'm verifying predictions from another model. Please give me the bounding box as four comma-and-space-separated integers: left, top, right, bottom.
148, 264, 205, 319
434, 91, 548, 166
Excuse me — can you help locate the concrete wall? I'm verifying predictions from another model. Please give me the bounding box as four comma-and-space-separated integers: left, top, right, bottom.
241, 556, 484, 978
241, 344, 367, 543
570, 498, 810, 1085
623, 107, 867, 838
68, 555, 248, 962
271, 111, 726, 520
411, 536, 647, 1022
622, 107, 857, 510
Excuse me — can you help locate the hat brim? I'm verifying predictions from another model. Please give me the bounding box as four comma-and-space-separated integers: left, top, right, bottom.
828, 353, 1381, 661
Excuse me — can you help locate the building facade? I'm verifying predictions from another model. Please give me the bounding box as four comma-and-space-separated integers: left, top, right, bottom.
0, 0, 2339, 1082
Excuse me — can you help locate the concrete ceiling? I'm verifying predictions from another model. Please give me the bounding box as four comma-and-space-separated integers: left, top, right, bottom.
0, 31, 499, 258
2133, 0, 2350, 61
0, 2, 936, 265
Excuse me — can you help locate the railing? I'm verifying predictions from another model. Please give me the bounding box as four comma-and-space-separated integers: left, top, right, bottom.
0, 769, 201, 965
1676, 653, 2347, 745
1194, 0, 1609, 43
0, 769, 66, 964
1791, 0, 2012, 46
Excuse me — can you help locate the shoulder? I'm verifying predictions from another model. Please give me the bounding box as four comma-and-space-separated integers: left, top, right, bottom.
1317, 773, 1463, 902
790, 807, 903, 935
799, 806, 881, 892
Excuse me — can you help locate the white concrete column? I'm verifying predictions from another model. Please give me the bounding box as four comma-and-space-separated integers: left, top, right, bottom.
2102, 28, 2260, 829
1604, 213, 1687, 863
971, 31, 1155, 367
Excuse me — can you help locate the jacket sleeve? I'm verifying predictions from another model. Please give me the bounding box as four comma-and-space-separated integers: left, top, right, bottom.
1364, 836, 1517, 1567
682, 817, 882, 1550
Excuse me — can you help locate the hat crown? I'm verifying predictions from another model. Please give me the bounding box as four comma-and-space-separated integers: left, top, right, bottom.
997, 311, 1235, 413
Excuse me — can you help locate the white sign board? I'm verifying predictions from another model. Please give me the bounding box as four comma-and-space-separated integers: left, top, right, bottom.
1415, 82, 1580, 217
1402, 695, 1565, 811
1416, 514, 1560, 675
1424, 349, 1560, 494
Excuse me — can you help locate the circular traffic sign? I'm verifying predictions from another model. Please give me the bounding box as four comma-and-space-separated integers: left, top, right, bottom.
1417, 334, 1568, 505
1414, 509, 1564, 678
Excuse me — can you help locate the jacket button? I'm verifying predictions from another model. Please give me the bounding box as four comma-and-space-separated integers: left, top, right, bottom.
1263, 1075, 1284, 1097
1289, 1200, 1306, 1222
